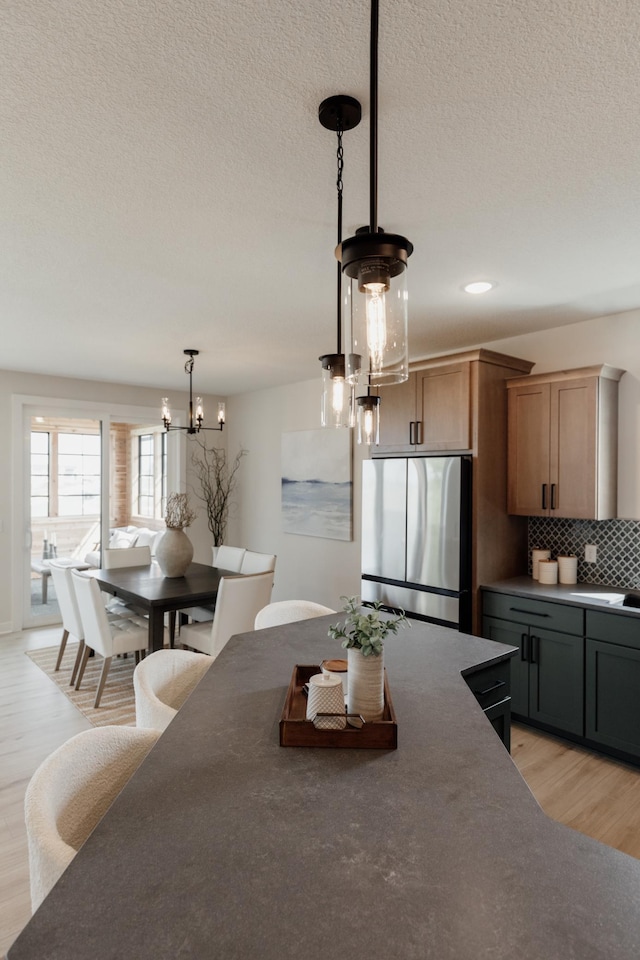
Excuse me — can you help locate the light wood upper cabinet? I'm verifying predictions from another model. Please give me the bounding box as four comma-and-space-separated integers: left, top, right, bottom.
376, 350, 530, 455
507, 366, 624, 519
418, 362, 471, 451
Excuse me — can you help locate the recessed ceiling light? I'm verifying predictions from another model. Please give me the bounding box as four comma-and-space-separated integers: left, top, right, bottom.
463, 281, 495, 295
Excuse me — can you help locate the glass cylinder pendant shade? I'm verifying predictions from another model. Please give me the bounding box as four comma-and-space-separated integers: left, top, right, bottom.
320, 354, 354, 428
356, 394, 380, 446
341, 232, 412, 386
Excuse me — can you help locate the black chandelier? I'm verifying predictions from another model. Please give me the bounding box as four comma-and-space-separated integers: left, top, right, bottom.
161, 349, 225, 434
339, 0, 413, 388
318, 94, 361, 430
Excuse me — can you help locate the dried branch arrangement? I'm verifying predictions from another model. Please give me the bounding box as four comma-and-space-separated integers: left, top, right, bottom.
164, 492, 198, 530
190, 439, 246, 546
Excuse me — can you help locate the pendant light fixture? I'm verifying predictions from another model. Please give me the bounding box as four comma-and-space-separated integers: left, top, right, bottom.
318, 95, 361, 428
339, 0, 413, 387
161, 349, 225, 434
356, 390, 381, 446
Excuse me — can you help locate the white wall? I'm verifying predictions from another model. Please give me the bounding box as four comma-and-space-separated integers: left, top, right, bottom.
0, 369, 223, 633
226, 380, 366, 609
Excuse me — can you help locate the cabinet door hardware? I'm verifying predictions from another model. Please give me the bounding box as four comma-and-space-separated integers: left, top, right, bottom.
510, 607, 550, 618
415, 421, 423, 445
521, 633, 529, 661
409, 421, 415, 445
551, 483, 557, 510
542, 484, 548, 510
476, 679, 507, 697
530, 635, 540, 663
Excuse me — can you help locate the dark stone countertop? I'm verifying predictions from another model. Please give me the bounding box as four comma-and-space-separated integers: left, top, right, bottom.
9, 616, 640, 960
483, 576, 640, 617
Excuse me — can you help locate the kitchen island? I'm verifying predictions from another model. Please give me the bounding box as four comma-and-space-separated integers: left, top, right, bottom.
9, 617, 640, 959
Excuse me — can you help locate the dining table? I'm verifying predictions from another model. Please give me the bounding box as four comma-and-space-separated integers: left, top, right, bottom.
9, 615, 640, 959
90, 561, 237, 652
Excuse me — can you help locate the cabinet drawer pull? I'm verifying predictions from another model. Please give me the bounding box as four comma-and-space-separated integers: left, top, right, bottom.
551, 483, 557, 510
476, 679, 506, 697
521, 633, 529, 662
542, 484, 547, 510
509, 607, 550, 618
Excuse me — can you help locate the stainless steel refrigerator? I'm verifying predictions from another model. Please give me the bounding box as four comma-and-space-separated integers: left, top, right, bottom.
361, 456, 471, 631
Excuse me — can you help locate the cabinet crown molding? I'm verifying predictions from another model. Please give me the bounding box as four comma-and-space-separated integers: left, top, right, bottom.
410, 348, 534, 374
506, 364, 625, 389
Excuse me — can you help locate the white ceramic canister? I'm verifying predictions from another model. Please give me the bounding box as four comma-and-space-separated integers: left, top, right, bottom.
306, 673, 346, 729
532, 549, 551, 580
558, 555, 578, 585
538, 558, 559, 585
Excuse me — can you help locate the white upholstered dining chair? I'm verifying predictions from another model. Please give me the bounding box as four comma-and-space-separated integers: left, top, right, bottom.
240, 551, 276, 575
48, 560, 87, 676
183, 544, 248, 625
179, 571, 274, 659
213, 545, 246, 571
134, 649, 212, 731
25, 725, 159, 912
71, 571, 153, 707
254, 600, 336, 630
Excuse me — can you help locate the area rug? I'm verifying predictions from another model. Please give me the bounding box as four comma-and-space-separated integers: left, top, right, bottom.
26, 643, 137, 727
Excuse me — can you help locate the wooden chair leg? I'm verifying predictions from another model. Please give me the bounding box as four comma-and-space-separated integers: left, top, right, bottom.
75, 643, 92, 690
94, 656, 112, 708
70, 640, 85, 686
54, 629, 69, 672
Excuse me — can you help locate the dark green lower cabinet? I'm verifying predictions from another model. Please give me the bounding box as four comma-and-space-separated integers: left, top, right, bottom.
586, 639, 640, 755
463, 658, 512, 750
483, 616, 584, 736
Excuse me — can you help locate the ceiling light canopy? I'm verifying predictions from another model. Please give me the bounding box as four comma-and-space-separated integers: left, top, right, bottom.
339, 0, 413, 388
162, 349, 225, 435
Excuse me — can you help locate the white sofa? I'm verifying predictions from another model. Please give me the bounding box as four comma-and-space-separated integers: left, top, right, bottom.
84, 526, 164, 568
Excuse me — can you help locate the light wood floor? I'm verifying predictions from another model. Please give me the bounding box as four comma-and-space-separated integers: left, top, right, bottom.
510, 721, 640, 858
3, 630, 640, 956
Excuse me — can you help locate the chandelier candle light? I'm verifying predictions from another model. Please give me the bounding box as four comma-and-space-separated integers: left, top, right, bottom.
162, 349, 225, 435
340, 0, 413, 388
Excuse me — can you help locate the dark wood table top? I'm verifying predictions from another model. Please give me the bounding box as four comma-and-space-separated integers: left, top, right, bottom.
9, 617, 640, 960
91, 561, 238, 611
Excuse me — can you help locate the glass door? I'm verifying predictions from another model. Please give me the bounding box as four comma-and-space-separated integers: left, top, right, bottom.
27, 417, 102, 624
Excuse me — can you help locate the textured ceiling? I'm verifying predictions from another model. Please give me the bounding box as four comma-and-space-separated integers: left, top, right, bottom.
3, 0, 640, 394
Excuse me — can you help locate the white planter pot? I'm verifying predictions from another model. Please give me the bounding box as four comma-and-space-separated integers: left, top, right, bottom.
155, 528, 194, 578
347, 647, 384, 722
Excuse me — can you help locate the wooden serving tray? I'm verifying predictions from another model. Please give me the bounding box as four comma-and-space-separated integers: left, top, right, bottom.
279, 664, 398, 749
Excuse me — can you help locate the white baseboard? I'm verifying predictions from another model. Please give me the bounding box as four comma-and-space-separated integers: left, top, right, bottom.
0, 621, 14, 635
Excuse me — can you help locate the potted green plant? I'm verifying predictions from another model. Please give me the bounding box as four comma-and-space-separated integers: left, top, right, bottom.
328, 597, 408, 721
156, 493, 198, 578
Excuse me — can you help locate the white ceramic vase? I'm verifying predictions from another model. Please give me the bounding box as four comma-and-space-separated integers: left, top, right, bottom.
155, 527, 194, 578
347, 647, 385, 722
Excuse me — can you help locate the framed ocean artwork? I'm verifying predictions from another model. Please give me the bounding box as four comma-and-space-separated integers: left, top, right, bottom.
281, 429, 352, 541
